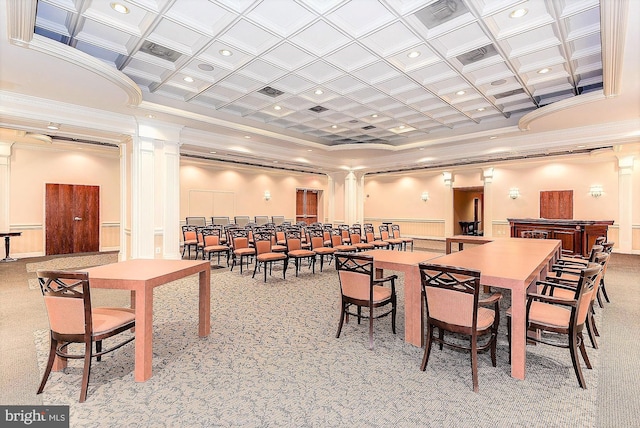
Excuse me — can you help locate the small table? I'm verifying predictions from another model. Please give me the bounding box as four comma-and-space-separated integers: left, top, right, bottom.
0, 232, 22, 262
445, 235, 493, 254
362, 249, 442, 346
52, 259, 211, 382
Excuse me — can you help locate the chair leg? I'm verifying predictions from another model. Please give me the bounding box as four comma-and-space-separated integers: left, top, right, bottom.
601, 281, 610, 302
369, 313, 374, 350
79, 341, 93, 403
96, 340, 102, 362
507, 316, 511, 365
391, 298, 397, 335
37, 336, 57, 395
336, 301, 346, 338
569, 331, 587, 389
471, 336, 479, 393
264, 262, 267, 282
421, 324, 434, 371
252, 260, 259, 279
585, 312, 598, 349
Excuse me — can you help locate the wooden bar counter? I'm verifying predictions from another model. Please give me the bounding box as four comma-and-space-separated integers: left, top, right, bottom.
508, 218, 613, 257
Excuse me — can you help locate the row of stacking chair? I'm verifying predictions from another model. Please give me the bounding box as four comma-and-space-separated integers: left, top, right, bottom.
186, 216, 289, 227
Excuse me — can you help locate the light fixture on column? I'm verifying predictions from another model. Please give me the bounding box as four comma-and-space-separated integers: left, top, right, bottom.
589, 185, 603, 198
509, 188, 520, 199
421, 191, 429, 202
264, 191, 271, 201
442, 172, 452, 186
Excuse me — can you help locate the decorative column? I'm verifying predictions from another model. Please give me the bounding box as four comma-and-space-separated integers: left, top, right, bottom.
616, 155, 634, 253
125, 120, 183, 260
326, 173, 336, 224
0, 142, 13, 232
443, 171, 454, 237
356, 172, 366, 225
482, 167, 494, 238
344, 170, 358, 225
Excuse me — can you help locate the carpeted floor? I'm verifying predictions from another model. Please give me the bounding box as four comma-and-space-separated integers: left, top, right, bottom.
2, 248, 639, 427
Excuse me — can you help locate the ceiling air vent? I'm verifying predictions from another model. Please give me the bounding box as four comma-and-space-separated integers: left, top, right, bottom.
139, 41, 181, 62
309, 105, 328, 113
362, 125, 376, 130
494, 88, 525, 99
457, 45, 498, 66
258, 86, 284, 97
414, 0, 468, 29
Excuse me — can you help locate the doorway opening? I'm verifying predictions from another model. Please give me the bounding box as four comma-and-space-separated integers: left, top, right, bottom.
453, 187, 484, 236
295, 189, 319, 225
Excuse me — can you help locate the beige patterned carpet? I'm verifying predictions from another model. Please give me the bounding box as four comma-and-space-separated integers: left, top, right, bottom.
31, 254, 603, 427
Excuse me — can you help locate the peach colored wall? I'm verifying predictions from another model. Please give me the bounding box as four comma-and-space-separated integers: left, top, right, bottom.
180, 159, 328, 222
364, 173, 446, 219
9, 144, 120, 256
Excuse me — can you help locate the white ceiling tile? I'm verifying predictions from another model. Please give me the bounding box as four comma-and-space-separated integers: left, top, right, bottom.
375, 75, 420, 95
75, 18, 134, 55
197, 41, 253, 70
327, 0, 395, 37
432, 22, 491, 58
323, 75, 367, 94
81, 0, 150, 36
146, 19, 204, 55
351, 61, 401, 84
219, 19, 280, 55
261, 43, 316, 71
164, 0, 234, 37
218, 73, 263, 94
246, 0, 316, 37
360, 21, 422, 56
408, 61, 457, 85
296, 61, 344, 84
233, 93, 272, 111
385, 43, 440, 72
324, 42, 379, 72
347, 87, 387, 103
279, 96, 316, 111
289, 20, 351, 56
237, 59, 288, 83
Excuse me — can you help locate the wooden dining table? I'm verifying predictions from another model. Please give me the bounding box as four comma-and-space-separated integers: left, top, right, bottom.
362, 249, 442, 346
426, 238, 561, 379
53, 259, 211, 382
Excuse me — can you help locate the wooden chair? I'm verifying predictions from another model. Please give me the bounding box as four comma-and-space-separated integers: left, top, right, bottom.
254, 215, 269, 226
37, 270, 135, 402
201, 227, 230, 266
211, 216, 230, 226
349, 227, 374, 252
419, 263, 502, 392
229, 228, 256, 274
330, 228, 356, 252
234, 216, 250, 227
520, 230, 548, 239
338, 224, 351, 244
379, 224, 404, 250
391, 224, 414, 252
181, 225, 198, 259
252, 230, 288, 282
363, 224, 389, 249
507, 263, 601, 389
307, 228, 336, 272
285, 229, 316, 276
598, 242, 614, 304
185, 216, 206, 226
335, 253, 397, 350
271, 215, 285, 226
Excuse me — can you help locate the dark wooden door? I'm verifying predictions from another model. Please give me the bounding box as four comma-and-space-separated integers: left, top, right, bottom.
295, 189, 318, 225
540, 190, 573, 219
46, 184, 100, 255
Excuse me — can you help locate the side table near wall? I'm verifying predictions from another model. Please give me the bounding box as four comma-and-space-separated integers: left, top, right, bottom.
0, 232, 22, 262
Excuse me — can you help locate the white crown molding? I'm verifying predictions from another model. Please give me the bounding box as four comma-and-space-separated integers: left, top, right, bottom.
6, 0, 142, 106
600, 0, 628, 97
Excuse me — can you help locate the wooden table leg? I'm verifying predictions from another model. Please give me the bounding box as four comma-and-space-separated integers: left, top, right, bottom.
199, 268, 211, 337
510, 286, 527, 380
134, 286, 153, 382
404, 266, 424, 347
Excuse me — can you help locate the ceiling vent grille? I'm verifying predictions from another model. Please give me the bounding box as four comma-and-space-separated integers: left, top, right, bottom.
140, 41, 181, 62
362, 125, 376, 130
457, 45, 497, 66
309, 105, 328, 113
258, 86, 284, 97
414, 0, 468, 29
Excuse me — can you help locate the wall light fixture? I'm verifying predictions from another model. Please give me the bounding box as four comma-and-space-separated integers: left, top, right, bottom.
421, 191, 429, 202
509, 188, 520, 199
590, 185, 603, 198
264, 191, 271, 201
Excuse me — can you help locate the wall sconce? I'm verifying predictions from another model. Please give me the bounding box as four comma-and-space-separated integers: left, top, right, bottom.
442, 171, 452, 186
589, 185, 603, 198
421, 191, 429, 202
509, 188, 520, 199
264, 191, 271, 201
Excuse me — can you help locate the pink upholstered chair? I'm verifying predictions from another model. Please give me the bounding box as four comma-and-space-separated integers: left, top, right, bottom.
252, 230, 288, 282
335, 253, 397, 350
37, 270, 135, 402
285, 229, 316, 276
181, 225, 198, 259
229, 228, 256, 274
308, 228, 336, 272
419, 263, 502, 392
507, 263, 602, 388
201, 227, 230, 266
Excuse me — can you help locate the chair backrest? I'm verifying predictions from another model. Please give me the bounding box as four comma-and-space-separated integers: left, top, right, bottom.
201, 227, 222, 246
252, 230, 274, 255
234, 216, 250, 227
331, 228, 345, 247
185, 217, 206, 226
338, 224, 350, 240
602, 242, 614, 254
308, 228, 327, 250
271, 216, 285, 226
335, 253, 374, 300
521, 230, 548, 239
379, 224, 391, 240
349, 228, 363, 244
363, 224, 376, 242
285, 229, 303, 251
38, 270, 92, 337
587, 245, 604, 262
254, 215, 269, 226
211, 216, 230, 226
391, 224, 401, 238
419, 264, 481, 330
230, 228, 251, 250
594, 236, 606, 246
182, 225, 197, 241
573, 264, 602, 325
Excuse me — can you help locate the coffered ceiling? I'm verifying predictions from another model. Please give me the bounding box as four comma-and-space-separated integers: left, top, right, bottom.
1, 0, 638, 174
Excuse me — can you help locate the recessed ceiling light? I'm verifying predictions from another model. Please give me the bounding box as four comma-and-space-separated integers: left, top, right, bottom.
307, 149, 312, 152
197, 64, 214, 71
244, 135, 251, 139
314, 89, 323, 95
509, 8, 528, 18
47, 122, 60, 130
399, 125, 405, 129
456, 90, 466, 96
183, 76, 194, 83
146, 114, 155, 119
274, 105, 281, 110
477, 107, 485, 111
537, 67, 551, 74
273, 160, 278, 163
209, 151, 216, 154
407, 51, 420, 58
371, 114, 378, 118
331, 125, 338, 129
489, 136, 497, 140
577, 145, 586, 148
110, 2, 129, 14
419, 148, 424, 151
219, 49, 232, 56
